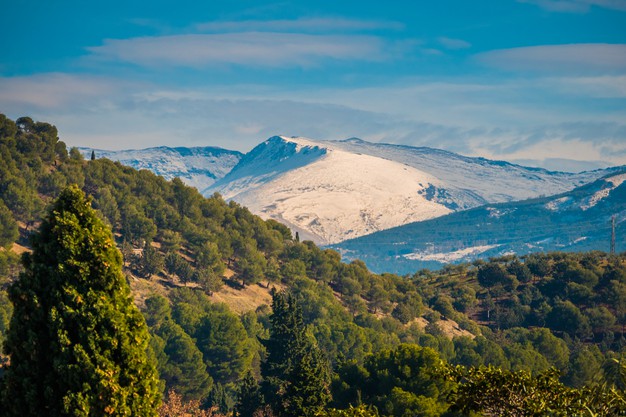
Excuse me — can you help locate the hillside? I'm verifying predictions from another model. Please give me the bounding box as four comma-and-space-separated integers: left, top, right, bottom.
1, 115, 625, 416
334, 171, 626, 274
207, 136, 617, 245
80, 145, 242, 191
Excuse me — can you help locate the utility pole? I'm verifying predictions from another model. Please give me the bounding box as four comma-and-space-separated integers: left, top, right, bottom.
611, 215, 616, 255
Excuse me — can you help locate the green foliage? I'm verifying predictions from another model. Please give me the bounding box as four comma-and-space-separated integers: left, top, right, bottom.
316, 404, 380, 417
336, 344, 452, 417
261, 291, 331, 417
546, 300, 592, 339
0, 290, 12, 361
169, 289, 255, 386
138, 241, 165, 278
234, 371, 263, 417
443, 364, 626, 416
0, 200, 18, 248
1, 185, 161, 416
145, 295, 213, 402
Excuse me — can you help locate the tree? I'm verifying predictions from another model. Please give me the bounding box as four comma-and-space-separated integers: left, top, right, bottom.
145, 296, 213, 403
234, 371, 263, 417
0, 200, 18, 248
444, 365, 625, 416
359, 344, 453, 417
261, 291, 331, 416
195, 268, 223, 295
90, 150, 96, 161
139, 241, 165, 278
1, 185, 161, 416
546, 300, 592, 339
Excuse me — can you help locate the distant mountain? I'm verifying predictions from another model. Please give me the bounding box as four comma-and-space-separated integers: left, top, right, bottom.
332, 170, 626, 274
206, 136, 617, 245
80, 146, 242, 191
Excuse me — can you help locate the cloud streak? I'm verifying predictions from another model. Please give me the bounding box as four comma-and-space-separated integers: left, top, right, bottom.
519, 0, 626, 12
475, 43, 626, 74
195, 17, 404, 33
87, 32, 390, 68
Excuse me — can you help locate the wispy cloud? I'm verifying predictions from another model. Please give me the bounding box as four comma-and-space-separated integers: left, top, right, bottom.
0, 73, 133, 109
3, 73, 625, 170
195, 17, 404, 33
87, 32, 391, 68
519, 0, 626, 12
550, 75, 626, 97
475, 44, 626, 74
437, 37, 471, 50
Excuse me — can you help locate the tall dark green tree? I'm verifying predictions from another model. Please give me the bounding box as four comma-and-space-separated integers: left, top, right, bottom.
234, 371, 263, 417
1, 185, 161, 416
261, 291, 331, 417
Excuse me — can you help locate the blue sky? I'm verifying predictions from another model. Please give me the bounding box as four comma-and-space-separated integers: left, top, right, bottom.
1, 0, 625, 171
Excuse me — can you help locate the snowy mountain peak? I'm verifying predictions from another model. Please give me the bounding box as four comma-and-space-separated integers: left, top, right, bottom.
80, 145, 242, 191
206, 135, 619, 245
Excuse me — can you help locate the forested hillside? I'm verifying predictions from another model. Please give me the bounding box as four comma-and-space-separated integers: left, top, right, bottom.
1, 114, 625, 416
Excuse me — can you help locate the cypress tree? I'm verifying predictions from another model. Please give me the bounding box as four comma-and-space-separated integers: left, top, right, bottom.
90, 150, 96, 161
234, 371, 263, 417
261, 291, 331, 416
1, 185, 161, 416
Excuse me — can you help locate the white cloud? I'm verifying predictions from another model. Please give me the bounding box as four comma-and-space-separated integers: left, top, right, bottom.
195, 17, 404, 33
475, 44, 626, 74
86, 32, 389, 68
518, 0, 626, 12
437, 37, 471, 50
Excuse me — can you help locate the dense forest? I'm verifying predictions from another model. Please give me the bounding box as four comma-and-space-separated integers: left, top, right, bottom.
0, 114, 625, 416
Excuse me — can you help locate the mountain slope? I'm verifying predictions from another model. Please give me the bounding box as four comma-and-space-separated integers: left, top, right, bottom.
207, 136, 616, 245
81, 146, 242, 191
333, 171, 626, 274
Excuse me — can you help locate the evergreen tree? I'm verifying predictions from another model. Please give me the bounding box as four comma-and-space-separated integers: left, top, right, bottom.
1, 185, 161, 416
90, 150, 96, 161
261, 291, 331, 416
234, 371, 263, 417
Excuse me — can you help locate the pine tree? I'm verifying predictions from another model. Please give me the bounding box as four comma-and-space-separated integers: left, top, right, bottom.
1, 185, 161, 416
261, 291, 331, 417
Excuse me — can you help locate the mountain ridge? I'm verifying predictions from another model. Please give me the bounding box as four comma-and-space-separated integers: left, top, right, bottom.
206, 135, 618, 244
79, 145, 243, 191
332, 169, 626, 274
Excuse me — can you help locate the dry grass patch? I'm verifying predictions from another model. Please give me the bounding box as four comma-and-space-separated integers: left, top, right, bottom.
210, 282, 284, 314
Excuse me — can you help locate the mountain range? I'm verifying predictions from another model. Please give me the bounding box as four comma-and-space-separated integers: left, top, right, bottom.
205, 136, 615, 244
332, 170, 626, 274
83, 136, 624, 268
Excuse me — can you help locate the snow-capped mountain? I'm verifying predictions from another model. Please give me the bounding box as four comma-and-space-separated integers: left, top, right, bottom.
80, 146, 242, 191
206, 136, 617, 245
333, 170, 626, 274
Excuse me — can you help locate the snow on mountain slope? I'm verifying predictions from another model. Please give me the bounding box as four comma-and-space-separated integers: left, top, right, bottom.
80, 146, 242, 191
330, 138, 605, 207
206, 136, 615, 245
209, 136, 451, 244
334, 170, 626, 274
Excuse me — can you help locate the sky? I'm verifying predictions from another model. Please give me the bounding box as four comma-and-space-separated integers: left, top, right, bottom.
1, 0, 626, 172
